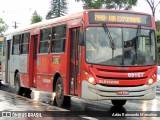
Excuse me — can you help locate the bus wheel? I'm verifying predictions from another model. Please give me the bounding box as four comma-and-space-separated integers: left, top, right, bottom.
111, 100, 127, 107
15, 73, 24, 95
55, 77, 65, 107
55, 77, 64, 107
54, 77, 71, 107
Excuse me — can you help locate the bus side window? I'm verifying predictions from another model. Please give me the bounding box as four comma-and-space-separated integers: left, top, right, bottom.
51, 25, 66, 53
21, 33, 30, 54
12, 35, 21, 55
39, 28, 51, 54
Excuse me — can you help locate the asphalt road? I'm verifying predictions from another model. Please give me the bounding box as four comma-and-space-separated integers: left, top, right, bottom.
0, 84, 160, 120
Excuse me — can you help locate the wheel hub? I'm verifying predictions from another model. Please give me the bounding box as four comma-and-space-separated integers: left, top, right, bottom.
57, 84, 63, 99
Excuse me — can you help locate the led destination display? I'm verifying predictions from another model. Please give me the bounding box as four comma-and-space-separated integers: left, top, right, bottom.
89, 12, 152, 26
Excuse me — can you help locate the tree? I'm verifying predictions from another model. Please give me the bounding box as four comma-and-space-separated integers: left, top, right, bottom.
104, 0, 138, 10
31, 11, 42, 24
156, 21, 160, 32
156, 20, 160, 42
156, 20, 160, 65
46, 0, 68, 20
0, 18, 8, 34
75, 0, 138, 10
145, 0, 160, 17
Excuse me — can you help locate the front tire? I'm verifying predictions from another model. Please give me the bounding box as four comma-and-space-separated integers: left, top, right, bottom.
55, 77, 70, 107
111, 100, 127, 107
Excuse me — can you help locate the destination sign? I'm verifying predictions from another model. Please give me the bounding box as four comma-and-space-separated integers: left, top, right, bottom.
89, 12, 152, 26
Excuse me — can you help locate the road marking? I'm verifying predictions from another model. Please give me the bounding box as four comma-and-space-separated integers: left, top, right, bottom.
79, 115, 98, 120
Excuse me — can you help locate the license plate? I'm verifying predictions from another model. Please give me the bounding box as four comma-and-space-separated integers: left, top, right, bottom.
117, 90, 129, 95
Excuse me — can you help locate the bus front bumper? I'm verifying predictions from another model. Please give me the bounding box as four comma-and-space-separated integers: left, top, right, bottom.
81, 80, 156, 100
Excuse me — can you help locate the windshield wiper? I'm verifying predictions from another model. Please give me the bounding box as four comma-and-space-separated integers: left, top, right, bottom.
135, 25, 141, 60
102, 23, 116, 50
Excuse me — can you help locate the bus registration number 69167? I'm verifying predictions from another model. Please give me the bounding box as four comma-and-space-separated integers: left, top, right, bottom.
128, 73, 144, 77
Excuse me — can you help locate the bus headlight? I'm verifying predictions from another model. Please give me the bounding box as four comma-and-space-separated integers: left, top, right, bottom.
88, 77, 95, 84
148, 78, 153, 85
84, 71, 96, 85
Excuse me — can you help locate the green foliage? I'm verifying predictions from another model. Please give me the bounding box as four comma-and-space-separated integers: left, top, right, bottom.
46, 0, 68, 20
156, 21, 160, 45
31, 11, 42, 24
106, 0, 138, 10
0, 18, 8, 34
82, 0, 103, 9
156, 20, 160, 32
156, 20, 160, 65
75, 0, 138, 9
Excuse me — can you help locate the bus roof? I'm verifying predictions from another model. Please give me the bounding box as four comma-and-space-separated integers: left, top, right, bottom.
4, 11, 84, 36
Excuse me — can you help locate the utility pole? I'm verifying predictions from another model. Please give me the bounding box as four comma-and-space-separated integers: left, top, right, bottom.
0, 11, 5, 13
13, 21, 19, 29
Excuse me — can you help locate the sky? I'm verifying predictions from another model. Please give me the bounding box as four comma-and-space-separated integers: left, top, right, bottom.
0, 0, 159, 31
0, 0, 83, 31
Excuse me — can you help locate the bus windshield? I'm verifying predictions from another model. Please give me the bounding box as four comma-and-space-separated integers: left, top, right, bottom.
86, 27, 156, 66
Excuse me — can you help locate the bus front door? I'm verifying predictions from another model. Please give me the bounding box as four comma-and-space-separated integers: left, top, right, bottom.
29, 35, 38, 87
69, 28, 80, 96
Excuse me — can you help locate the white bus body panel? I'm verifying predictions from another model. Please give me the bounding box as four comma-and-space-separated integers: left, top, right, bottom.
9, 55, 20, 85
81, 80, 156, 100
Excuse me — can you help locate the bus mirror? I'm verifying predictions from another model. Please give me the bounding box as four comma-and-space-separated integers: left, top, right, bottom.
78, 32, 84, 46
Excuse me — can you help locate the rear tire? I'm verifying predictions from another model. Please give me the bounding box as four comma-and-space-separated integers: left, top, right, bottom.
55, 77, 70, 107
15, 73, 24, 95
111, 100, 127, 107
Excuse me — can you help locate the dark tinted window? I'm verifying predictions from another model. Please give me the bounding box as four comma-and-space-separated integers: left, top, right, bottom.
39, 28, 51, 53
12, 35, 21, 55
21, 33, 30, 54
22, 33, 30, 43
41, 28, 51, 41
51, 25, 66, 53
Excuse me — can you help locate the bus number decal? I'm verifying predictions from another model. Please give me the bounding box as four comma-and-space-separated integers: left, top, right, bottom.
128, 73, 144, 78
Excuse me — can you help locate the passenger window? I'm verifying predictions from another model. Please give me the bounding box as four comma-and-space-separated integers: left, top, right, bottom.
12, 35, 21, 55
39, 28, 51, 53
51, 25, 66, 53
21, 33, 30, 54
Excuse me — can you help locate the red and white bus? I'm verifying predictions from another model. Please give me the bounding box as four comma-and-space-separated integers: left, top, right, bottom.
1, 9, 157, 107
